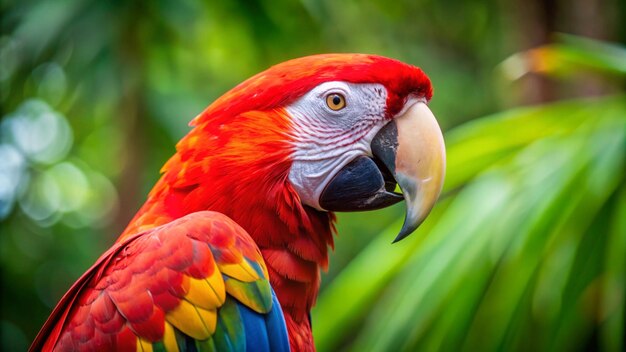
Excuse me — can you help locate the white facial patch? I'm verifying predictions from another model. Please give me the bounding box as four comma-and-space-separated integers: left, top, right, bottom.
286, 81, 389, 210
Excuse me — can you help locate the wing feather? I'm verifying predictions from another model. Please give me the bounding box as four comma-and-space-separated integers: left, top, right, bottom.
30, 211, 289, 352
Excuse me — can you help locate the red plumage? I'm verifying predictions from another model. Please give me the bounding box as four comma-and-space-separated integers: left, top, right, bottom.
33, 54, 433, 351
118, 54, 431, 351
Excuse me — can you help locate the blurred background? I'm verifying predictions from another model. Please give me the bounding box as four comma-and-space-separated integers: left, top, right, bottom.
1, 0, 625, 351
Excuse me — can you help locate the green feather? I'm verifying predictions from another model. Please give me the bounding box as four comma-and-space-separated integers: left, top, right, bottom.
151, 341, 166, 352
173, 326, 189, 352
224, 277, 273, 313
213, 297, 246, 351
194, 337, 217, 352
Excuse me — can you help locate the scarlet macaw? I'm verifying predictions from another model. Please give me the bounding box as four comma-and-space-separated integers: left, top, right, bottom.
30, 54, 445, 352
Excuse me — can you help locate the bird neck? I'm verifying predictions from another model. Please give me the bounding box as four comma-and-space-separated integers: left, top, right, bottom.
119, 109, 335, 351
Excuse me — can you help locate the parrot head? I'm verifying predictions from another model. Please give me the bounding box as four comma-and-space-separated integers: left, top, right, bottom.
281, 58, 445, 242
158, 54, 445, 243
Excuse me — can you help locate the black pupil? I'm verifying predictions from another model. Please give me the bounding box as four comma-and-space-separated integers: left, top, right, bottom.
332, 95, 342, 106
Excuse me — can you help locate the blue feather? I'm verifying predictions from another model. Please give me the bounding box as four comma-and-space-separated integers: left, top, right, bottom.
264, 292, 290, 352
237, 289, 290, 352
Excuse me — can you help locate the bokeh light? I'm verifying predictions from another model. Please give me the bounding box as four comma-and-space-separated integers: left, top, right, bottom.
0, 144, 26, 218
0, 99, 118, 227
2, 99, 72, 165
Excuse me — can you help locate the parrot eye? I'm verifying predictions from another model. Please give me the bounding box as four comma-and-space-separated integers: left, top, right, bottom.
325, 93, 346, 111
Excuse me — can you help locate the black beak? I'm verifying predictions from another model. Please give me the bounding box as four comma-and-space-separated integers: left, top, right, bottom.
318, 156, 403, 212
319, 102, 446, 242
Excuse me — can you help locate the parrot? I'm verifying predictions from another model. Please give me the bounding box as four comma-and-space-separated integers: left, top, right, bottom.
29, 53, 446, 352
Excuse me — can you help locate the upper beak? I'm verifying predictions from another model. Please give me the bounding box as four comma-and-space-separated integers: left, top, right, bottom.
319, 101, 445, 242
372, 101, 446, 242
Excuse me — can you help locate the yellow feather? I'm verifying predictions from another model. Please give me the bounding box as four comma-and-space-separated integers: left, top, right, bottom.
219, 260, 259, 282
162, 322, 179, 352
206, 267, 226, 304
166, 299, 217, 340
184, 263, 226, 309
136, 337, 153, 352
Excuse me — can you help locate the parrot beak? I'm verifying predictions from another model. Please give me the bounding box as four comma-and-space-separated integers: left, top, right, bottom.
371, 101, 446, 242
319, 100, 445, 242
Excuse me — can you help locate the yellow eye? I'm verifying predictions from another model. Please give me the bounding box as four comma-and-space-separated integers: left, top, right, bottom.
326, 93, 346, 111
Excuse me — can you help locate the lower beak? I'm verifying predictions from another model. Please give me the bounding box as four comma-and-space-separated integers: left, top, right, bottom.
319, 101, 445, 242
